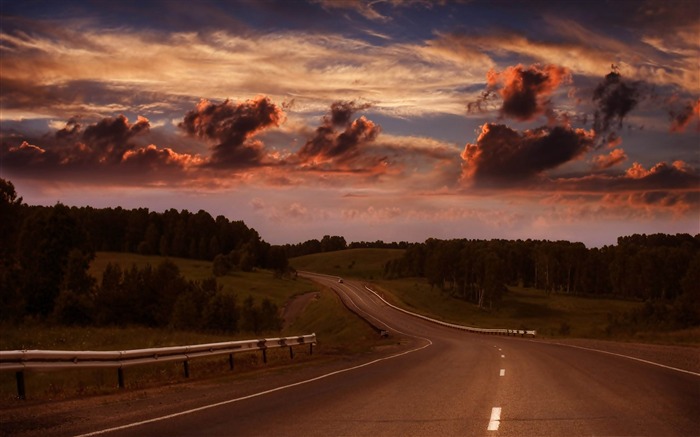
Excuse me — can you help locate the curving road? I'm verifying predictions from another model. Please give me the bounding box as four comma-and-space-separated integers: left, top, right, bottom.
78, 273, 699, 437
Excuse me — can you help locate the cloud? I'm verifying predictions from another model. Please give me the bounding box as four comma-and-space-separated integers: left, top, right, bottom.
311, 0, 443, 22
469, 64, 571, 122
179, 96, 285, 168
669, 99, 700, 133
592, 67, 641, 135
591, 148, 627, 170
461, 123, 595, 187
1, 115, 198, 184
296, 101, 383, 171
552, 160, 700, 195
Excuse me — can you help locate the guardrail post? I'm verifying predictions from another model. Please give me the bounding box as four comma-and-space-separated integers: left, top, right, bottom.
117, 368, 125, 389
309, 343, 313, 355
15, 371, 25, 400
289, 346, 294, 360
262, 349, 267, 364
229, 353, 234, 370
183, 360, 190, 378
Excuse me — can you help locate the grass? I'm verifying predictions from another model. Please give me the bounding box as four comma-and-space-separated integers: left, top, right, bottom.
89, 252, 314, 307
289, 248, 404, 280
371, 278, 642, 339
0, 252, 388, 402
292, 249, 699, 345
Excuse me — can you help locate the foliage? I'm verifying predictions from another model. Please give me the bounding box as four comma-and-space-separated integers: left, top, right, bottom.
383, 235, 700, 328
0, 178, 293, 321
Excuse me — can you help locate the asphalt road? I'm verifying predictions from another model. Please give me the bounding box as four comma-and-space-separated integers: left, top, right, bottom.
78, 273, 699, 437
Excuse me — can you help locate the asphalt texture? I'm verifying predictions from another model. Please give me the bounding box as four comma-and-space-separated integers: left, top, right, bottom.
9, 274, 699, 437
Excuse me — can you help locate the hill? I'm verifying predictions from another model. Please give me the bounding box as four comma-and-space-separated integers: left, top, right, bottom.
289, 248, 405, 280
291, 249, 700, 345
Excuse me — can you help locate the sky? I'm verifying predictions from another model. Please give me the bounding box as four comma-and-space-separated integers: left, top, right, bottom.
1, 0, 698, 247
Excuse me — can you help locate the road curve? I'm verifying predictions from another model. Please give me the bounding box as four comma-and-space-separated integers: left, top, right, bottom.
78, 273, 699, 437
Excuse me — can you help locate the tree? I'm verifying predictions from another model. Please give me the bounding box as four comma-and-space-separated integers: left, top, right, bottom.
16, 204, 92, 317
203, 290, 239, 333
52, 249, 97, 325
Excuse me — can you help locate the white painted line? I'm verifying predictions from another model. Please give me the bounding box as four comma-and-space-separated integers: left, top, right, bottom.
501, 354, 505, 358
547, 341, 700, 377
487, 407, 502, 431
500, 369, 505, 376
75, 280, 435, 437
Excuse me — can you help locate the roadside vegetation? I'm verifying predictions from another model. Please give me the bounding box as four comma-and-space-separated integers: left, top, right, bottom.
290, 246, 700, 345
1, 177, 698, 401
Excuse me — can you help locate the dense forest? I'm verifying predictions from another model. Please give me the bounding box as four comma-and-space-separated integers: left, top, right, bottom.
1, 177, 699, 332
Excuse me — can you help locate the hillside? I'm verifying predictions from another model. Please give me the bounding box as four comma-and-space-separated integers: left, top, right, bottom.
291, 249, 700, 345
289, 248, 405, 280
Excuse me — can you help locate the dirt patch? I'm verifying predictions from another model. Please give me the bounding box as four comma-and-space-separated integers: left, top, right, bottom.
282, 292, 319, 328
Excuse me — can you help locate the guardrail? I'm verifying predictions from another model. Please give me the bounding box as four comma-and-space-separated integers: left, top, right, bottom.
364, 285, 537, 337
1, 334, 316, 399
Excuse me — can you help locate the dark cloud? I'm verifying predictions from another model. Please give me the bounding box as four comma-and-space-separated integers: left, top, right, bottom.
179, 96, 284, 168
297, 101, 381, 166
552, 160, 700, 194
461, 123, 595, 187
468, 64, 570, 122
1, 115, 193, 184
669, 99, 700, 133
81, 115, 151, 164
592, 67, 641, 135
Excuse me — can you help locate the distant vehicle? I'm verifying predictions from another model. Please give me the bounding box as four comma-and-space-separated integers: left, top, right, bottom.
338, 278, 343, 283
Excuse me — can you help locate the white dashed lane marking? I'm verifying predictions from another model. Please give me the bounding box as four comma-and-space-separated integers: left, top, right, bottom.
488, 407, 502, 431
500, 368, 505, 376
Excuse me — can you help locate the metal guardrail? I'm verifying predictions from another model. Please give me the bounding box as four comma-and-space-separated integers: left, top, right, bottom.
364, 285, 537, 337
1, 334, 316, 399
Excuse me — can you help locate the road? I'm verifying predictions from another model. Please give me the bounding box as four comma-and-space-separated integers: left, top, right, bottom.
78, 273, 699, 436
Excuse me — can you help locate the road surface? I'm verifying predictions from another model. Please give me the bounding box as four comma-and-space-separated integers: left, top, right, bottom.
38, 274, 700, 436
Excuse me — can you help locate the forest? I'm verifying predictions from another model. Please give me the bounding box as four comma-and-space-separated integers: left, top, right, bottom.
382, 235, 700, 329
1, 177, 699, 332
0, 179, 283, 332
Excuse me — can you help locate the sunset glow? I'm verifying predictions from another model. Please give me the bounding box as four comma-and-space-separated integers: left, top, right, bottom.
1, 0, 698, 246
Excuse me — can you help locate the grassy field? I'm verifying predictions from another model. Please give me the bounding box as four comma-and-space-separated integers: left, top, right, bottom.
89, 252, 314, 307
289, 248, 404, 280
0, 252, 386, 402
291, 249, 699, 345
371, 278, 640, 338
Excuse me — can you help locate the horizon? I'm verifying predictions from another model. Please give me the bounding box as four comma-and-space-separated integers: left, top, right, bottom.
2, 0, 699, 248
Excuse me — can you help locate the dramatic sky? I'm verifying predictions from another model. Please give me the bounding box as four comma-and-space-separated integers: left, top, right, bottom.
1, 0, 699, 247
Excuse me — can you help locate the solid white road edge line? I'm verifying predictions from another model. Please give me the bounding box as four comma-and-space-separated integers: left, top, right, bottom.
75, 340, 432, 437
487, 407, 502, 431
547, 341, 700, 377
76, 278, 434, 437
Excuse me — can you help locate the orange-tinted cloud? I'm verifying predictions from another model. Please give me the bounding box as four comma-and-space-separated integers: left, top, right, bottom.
461, 123, 595, 187
554, 160, 699, 194
179, 96, 285, 168
591, 148, 627, 170
297, 101, 382, 171
488, 64, 571, 121
1, 115, 198, 184
669, 99, 700, 133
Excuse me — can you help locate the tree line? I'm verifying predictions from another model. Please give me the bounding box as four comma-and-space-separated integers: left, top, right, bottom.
383, 236, 700, 328
2, 177, 698, 331
281, 236, 409, 258
0, 178, 284, 331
